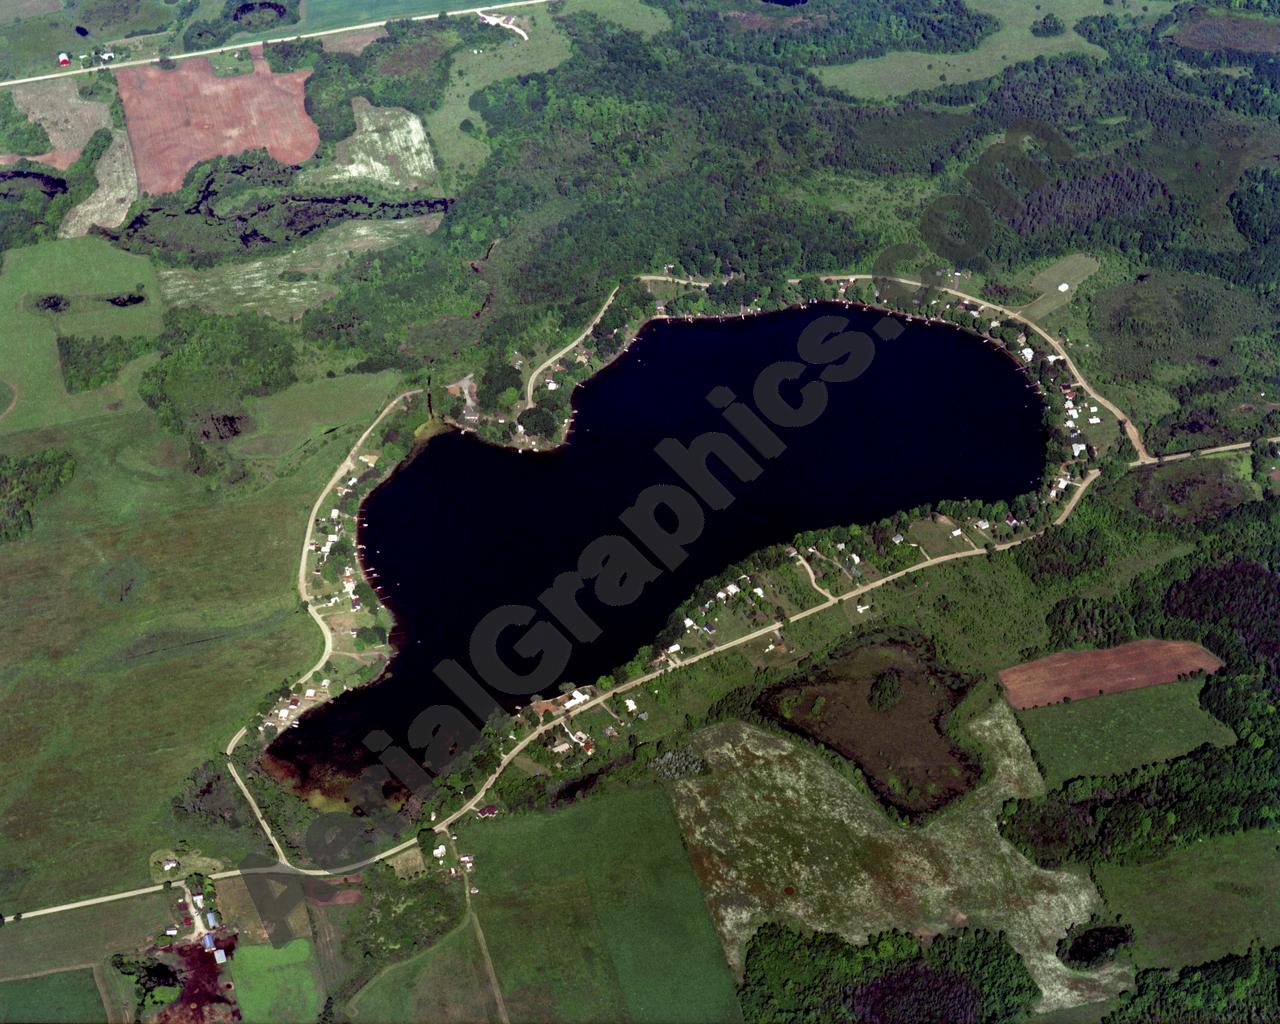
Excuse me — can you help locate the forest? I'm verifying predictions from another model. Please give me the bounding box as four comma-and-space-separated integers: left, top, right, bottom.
0, 449, 75, 543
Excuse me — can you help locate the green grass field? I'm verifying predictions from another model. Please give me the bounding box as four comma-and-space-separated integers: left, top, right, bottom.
0, 234, 415, 911
0, 238, 164, 438
817, 0, 1174, 99
229, 939, 324, 1023
1096, 829, 1280, 968
1017, 677, 1235, 788
0, 969, 105, 1024
458, 785, 742, 1024
349, 920, 502, 1024
556, 0, 669, 36
0, 894, 174, 980
0, 0, 176, 79
1019, 254, 1101, 321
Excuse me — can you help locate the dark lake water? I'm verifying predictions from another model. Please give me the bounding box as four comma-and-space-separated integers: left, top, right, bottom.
266, 303, 1047, 797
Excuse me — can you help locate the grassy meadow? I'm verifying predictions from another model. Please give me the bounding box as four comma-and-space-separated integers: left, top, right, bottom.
0, 232, 414, 911
349, 920, 502, 1024
1096, 829, 1280, 968
458, 785, 742, 1024
1018, 676, 1235, 789
0, 969, 105, 1024
0, 893, 175, 980
229, 939, 324, 1023
817, 0, 1175, 99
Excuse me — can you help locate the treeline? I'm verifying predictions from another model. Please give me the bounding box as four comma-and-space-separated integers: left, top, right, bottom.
0, 90, 49, 154
738, 922, 1038, 1024
108, 150, 451, 268
1103, 944, 1280, 1024
0, 448, 75, 542
653, 0, 997, 68
0, 128, 112, 256
182, 0, 300, 50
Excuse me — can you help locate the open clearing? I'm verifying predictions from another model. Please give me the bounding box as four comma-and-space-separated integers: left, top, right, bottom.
424, 5, 571, 188
998, 639, 1224, 710
158, 216, 440, 321
59, 129, 139, 236
0, 237, 163, 436
229, 939, 324, 1024
303, 98, 435, 190
668, 709, 1129, 1014
1096, 829, 1280, 968
0, 893, 174, 980
1018, 676, 1235, 788
817, 0, 1174, 99
459, 784, 741, 1024
349, 920, 502, 1024
0, 78, 109, 169
118, 46, 317, 194
1020, 254, 1100, 321
1175, 10, 1280, 54
0, 969, 105, 1023
556, 0, 670, 37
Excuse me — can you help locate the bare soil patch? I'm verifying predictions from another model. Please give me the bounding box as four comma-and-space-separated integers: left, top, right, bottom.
1176, 12, 1280, 54
761, 636, 979, 818
999, 639, 1225, 710
118, 45, 318, 194
60, 128, 139, 236
322, 27, 386, 53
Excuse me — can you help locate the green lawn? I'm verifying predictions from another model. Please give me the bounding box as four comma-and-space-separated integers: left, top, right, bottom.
0, 894, 175, 980
349, 920, 502, 1024
1017, 676, 1235, 789
0, 969, 105, 1024
0, 238, 164, 439
556, 0, 669, 37
0, 0, 176, 79
1096, 829, 1280, 968
229, 939, 323, 1024
458, 785, 742, 1024
817, 0, 1174, 99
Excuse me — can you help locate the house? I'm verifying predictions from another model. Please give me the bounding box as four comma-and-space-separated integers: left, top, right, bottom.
161, 858, 179, 871
214, 949, 227, 965
725, 583, 740, 596
715, 590, 727, 601
682, 617, 696, 629
206, 911, 218, 929
1088, 417, 1101, 425
624, 698, 637, 713
892, 534, 904, 545
563, 689, 591, 711
951, 528, 963, 538
192, 893, 205, 909
201, 934, 215, 951
976, 519, 990, 530
277, 709, 289, 720
476, 805, 499, 818
1005, 514, 1018, 527
321, 678, 331, 688
57, 52, 70, 66
552, 741, 573, 754
431, 844, 447, 859
304, 688, 315, 699
330, 509, 340, 520
753, 586, 765, 597
666, 643, 681, 655
1072, 443, 1088, 458
164, 926, 179, 936
1020, 347, 1034, 362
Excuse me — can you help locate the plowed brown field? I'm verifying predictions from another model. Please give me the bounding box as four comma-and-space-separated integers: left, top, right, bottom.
118, 45, 318, 194
999, 639, 1224, 709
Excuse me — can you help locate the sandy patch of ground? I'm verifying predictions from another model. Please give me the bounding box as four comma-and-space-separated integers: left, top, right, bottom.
303, 97, 435, 190
118, 44, 318, 194
59, 129, 139, 236
322, 27, 386, 53
0, 78, 111, 169
999, 639, 1225, 710
668, 706, 1129, 1013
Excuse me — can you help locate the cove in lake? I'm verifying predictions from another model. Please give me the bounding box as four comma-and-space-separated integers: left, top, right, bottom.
266, 303, 1047, 797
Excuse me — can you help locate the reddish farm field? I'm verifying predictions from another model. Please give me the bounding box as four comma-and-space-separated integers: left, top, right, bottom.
118, 45, 318, 194
999, 639, 1224, 710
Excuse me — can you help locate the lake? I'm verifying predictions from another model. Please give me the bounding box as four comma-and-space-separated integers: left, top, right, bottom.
266, 302, 1047, 799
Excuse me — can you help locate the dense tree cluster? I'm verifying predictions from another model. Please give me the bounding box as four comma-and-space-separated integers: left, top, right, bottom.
738, 923, 1038, 1024
0, 448, 75, 543
182, 0, 300, 50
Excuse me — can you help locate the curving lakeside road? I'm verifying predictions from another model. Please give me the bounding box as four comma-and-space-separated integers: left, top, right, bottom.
13, 274, 1275, 920
0, 0, 552, 90
523, 287, 619, 411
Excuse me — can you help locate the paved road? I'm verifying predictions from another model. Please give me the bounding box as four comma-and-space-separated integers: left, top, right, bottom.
0, 0, 551, 90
